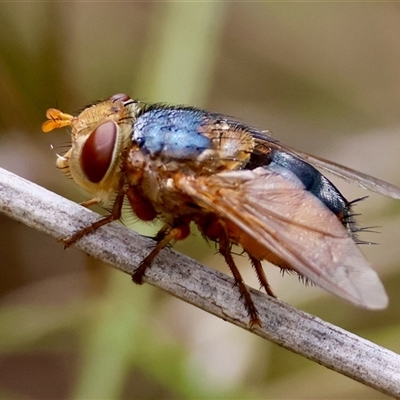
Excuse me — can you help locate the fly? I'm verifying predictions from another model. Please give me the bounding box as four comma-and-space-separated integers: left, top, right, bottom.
42, 93, 400, 327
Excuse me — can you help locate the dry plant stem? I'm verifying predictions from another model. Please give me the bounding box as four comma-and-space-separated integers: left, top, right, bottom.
0, 166, 399, 397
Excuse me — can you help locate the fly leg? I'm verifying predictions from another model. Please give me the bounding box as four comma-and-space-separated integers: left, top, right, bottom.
132, 223, 190, 285
61, 190, 125, 248
79, 198, 101, 208
248, 254, 276, 298
219, 232, 261, 328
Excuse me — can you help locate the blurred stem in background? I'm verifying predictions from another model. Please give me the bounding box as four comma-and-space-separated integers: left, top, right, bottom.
74, 3, 227, 400
135, 2, 225, 105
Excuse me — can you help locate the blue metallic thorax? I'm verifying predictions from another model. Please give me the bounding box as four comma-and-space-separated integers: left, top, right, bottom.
132, 107, 211, 159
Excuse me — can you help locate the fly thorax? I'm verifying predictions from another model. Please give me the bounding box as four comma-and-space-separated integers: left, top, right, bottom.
199, 121, 255, 171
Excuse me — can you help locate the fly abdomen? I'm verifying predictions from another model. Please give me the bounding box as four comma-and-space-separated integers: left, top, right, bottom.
268, 150, 355, 233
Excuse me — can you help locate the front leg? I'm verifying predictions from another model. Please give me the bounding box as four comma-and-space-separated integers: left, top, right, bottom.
61, 190, 125, 248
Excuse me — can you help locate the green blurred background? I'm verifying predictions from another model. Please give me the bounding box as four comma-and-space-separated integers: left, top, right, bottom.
1, 2, 400, 399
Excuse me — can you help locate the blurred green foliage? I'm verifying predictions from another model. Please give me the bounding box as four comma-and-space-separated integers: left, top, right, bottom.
0, 2, 400, 399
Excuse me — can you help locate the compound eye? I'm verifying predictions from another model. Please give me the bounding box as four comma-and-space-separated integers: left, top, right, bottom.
108, 93, 131, 103
80, 121, 117, 183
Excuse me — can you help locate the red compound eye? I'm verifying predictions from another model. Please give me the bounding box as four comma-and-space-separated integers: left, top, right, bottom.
108, 93, 131, 103
80, 121, 117, 183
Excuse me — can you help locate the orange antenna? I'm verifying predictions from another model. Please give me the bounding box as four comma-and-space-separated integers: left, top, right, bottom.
42, 108, 74, 133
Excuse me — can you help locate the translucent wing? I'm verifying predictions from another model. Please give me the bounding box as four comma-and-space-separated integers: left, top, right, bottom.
249, 129, 400, 199
295, 150, 400, 199
177, 167, 388, 309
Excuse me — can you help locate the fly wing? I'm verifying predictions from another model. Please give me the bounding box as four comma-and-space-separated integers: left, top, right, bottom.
177, 167, 388, 309
248, 129, 400, 199
295, 151, 400, 199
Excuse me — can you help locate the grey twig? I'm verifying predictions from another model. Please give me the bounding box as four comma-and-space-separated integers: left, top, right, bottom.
0, 166, 399, 397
